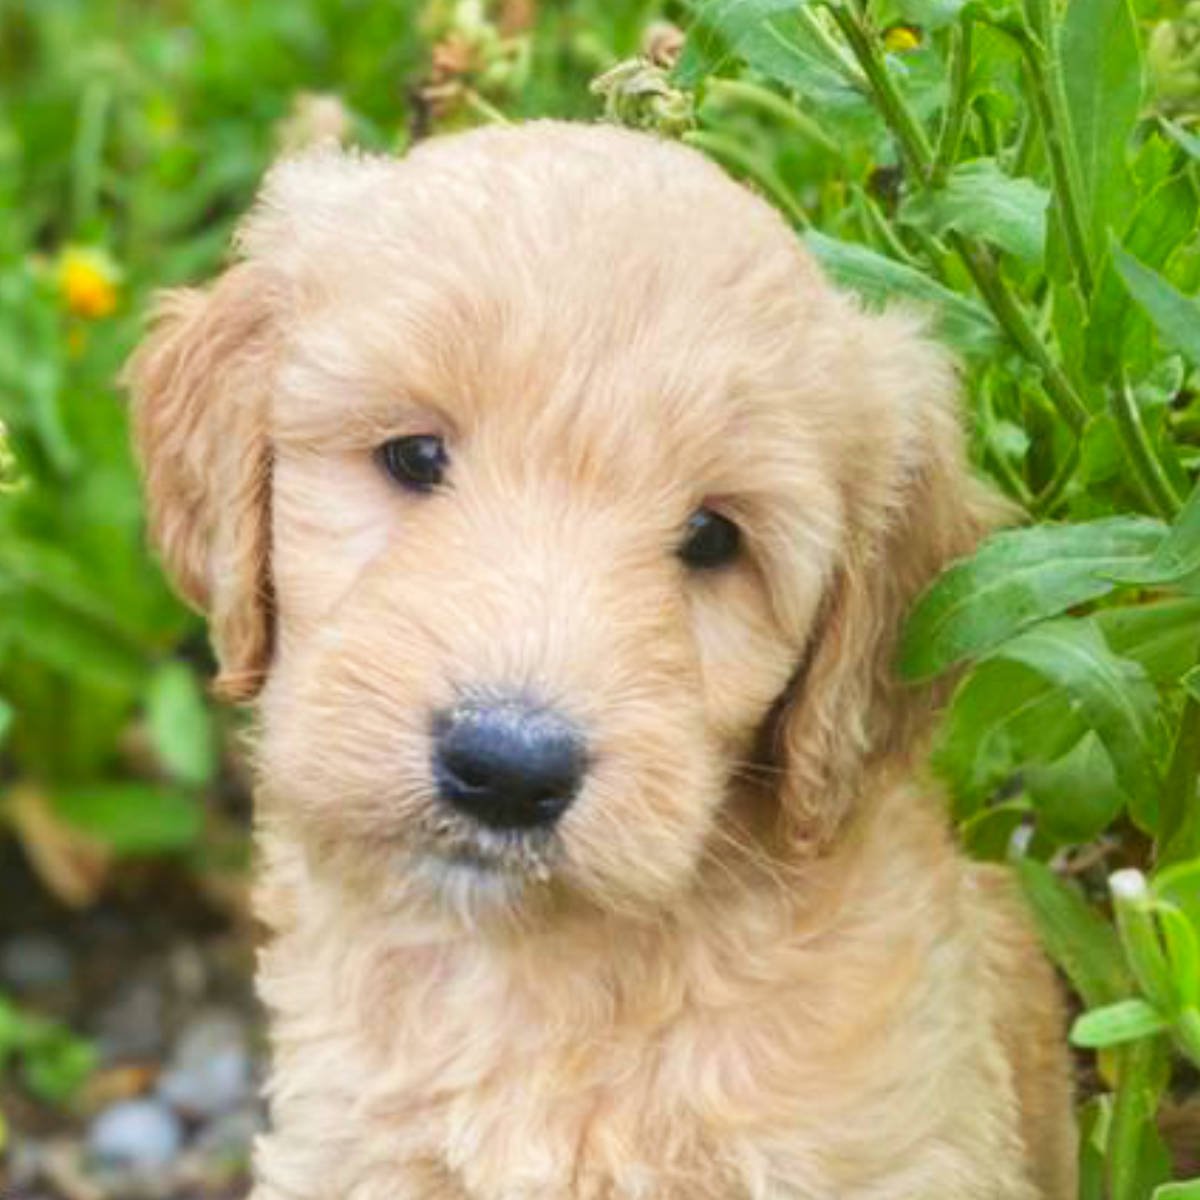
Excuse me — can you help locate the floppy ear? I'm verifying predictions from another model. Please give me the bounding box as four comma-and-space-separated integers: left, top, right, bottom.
125, 264, 278, 702
773, 308, 1007, 853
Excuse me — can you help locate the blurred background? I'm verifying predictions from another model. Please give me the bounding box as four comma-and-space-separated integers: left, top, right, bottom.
0, 4, 667, 1196
1, 1, 1199, 1198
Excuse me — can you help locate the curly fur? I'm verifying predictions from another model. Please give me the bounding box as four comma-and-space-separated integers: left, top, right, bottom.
127, 121, 1076, 1199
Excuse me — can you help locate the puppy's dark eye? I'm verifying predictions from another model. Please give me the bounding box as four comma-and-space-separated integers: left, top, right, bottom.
679, 508, 741, 569
377, 435, 448, 492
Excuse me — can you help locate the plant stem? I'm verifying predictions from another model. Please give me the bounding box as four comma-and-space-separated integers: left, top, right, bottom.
1008, 109, 1038, 178
952, 234, 1090, 432
1106, 1036, 1161, 1200
1112, 870, 1176, 1014
1160, 689, 1200, 864
853, 185, 922, 267
1008, 15, 1094, 296
798, 7, 865, 87
828, 4, 1091, 436
703, 79, 840, 155
827, 6, 934, 179
681, 131, 810, 228
932, 17, 973, 188
1031, 437, 1081, 515
462, 89, 511, 126
1177, 1007, 1200, 1067
1109, 374, 1182, 519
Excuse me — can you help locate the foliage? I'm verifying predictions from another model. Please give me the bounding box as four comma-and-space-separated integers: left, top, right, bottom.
0, 993, 96, 1107
2, 0, 1199, 1193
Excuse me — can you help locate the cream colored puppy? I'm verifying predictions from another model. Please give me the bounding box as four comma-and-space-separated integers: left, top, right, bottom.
128, 121, 1076, 1199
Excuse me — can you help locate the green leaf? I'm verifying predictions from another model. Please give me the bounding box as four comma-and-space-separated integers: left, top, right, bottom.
934, 659, 1084, 810
992, 620, 1166, 829
1017, 857, 1131, 1007
20, 1023, 96, 1105
804, 231, 1001, 358
1152, 900, 1199, 1009
1108, 481, 1200, 585
1185, 666, 1200, 702
1160, 117, 1200, 163
0, 694, 11, 746
1155, 858, 1200, 940
1026, 732, 1127, 844
52, 783, 203, 856
1095, 599, 1200, 684
1, 592, 148, 694
678, 0, 850, 98
146, 661, 216, 787
1086, 175, 1198, 379
1152, 1182, 1200, 1200
1059, 0, 1141, 261
1071, 998, 1169, 1048
893, 0, 1016, 26
899, 158, 1048, 263
1114, 245, 1200, 365
899, 517, 1165, 682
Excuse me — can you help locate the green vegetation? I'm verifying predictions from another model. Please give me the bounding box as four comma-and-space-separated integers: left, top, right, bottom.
1, 1, 1198, 1195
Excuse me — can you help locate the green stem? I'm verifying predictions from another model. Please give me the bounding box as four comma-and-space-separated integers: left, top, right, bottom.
1176, 1007, 1200, 1067
799, 7, 865, 86
853, 185, 922, 267
953, 234, 1089, 432
72, 78, 112, 231
932, 17, 973, 188
1009, 16, 1095, 296
1112, 870, 1176, 1014
979, 381, 1034, 508
1009, 109, 1039, 178
462, 90, 511, 126
704, 79, 840, 156
682, 131, 810, 228
1160, 689, 1200, 865
1106, 1036, 1161, 1200
829, 6, 1091, 438
827, 6, 934, 178
1031, 438, 1081, 515
1109, 374, 1182, 519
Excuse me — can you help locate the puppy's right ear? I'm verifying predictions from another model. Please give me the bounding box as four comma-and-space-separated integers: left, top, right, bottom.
125, 264, 278, 701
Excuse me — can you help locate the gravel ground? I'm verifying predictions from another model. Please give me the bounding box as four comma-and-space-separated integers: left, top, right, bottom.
0, 843, 263, 1200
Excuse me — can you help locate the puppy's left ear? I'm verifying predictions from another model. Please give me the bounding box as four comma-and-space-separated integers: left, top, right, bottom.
773, 306, 1007, 852
124, 264, 278, 701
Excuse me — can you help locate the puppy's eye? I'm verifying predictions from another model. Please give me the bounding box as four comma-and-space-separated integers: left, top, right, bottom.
377, 435, 448, 492
679, 508, 741, 569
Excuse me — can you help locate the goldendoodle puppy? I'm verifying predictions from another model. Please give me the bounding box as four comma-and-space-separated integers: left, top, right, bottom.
128, 121, 1076, 1199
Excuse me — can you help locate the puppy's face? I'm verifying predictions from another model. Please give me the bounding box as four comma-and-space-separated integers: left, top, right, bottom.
129, 124, 991, 922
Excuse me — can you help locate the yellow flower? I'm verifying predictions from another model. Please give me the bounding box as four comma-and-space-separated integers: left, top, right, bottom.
883, 25, 922, 53
57, 247, 120, 320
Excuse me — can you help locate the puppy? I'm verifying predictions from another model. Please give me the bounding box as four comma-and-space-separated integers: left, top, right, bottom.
128, 121, 1076, 1199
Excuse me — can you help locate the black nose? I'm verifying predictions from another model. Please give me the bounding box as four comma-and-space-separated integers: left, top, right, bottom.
432, 699, 586, 830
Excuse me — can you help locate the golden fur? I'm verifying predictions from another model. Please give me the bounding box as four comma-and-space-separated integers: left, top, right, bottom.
127, 121, 1076, 1199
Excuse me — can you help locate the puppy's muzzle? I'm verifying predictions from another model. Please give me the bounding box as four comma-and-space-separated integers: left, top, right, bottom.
432, 698, 586, 831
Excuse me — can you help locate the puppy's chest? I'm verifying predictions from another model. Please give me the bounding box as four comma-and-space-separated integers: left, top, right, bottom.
264, 926, 1001, 1199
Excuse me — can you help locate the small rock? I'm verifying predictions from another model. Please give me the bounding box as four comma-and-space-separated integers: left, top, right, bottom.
0, 933, 72, 991
158, 1008, 251, 1118
95, 979, 165, 1062
4, 1132, 45, 1187
87, 1098, 183, 1171
193, 1104, 264, 1161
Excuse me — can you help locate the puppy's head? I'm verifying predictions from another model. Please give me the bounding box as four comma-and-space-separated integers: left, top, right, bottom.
128, 123, 995, 922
